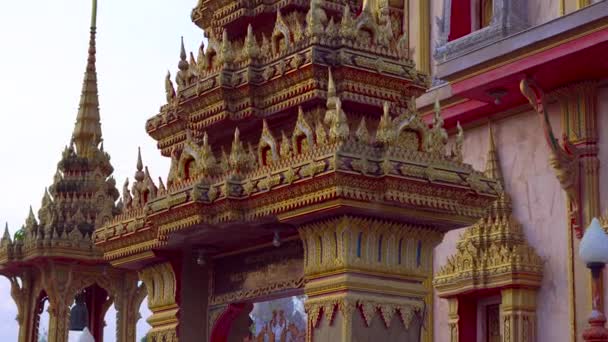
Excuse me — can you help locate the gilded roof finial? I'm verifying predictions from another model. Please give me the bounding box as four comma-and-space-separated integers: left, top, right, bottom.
158, 177, 166, 192
361, 0, 373, 14
178, 36, 189, 71
326, 67, 339, 114
452, 121, 464, 162
135, 147, 145, 182
356, 117, 370, 144
376, 102, 395, 145
244, 24, 260, 60
484, 123, 513, 216
2, 223, 10, 241
434, 97, 441, 118
72, 0, 102, 158
327, 68, 336, 99
485, 124, 503, 185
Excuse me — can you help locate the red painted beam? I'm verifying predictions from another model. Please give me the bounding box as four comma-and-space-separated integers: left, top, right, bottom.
452, 27, 608, 95
436, 27, 608, 127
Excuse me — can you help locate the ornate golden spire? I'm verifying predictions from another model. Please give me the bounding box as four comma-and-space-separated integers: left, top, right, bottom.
485, 124, 503, 186
484, 124, 512, 216
135, 147, 145, 182
178, 36, 189, 71
2, 223, 10, 241
72, 0, 102, 158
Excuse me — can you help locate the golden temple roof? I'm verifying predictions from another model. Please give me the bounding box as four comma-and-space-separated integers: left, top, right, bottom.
0, 0, 119, 266
72, 0, 103, 159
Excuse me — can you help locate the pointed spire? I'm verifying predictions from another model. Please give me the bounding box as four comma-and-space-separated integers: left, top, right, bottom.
202, 130, 209, 147
356, 117, 370, 143
485, 124, 503, 185
178, 36, 189, 71
41, 188, 52, 207
135, 147, 145, 182
315, 117, 328, 145
376, 102, 395, 145
362, 0, 373, 14
452, 121, 464, 162
28, 206, 36, 223
244, 23, 259, 60
2, 223, 10, 242
327, 68, 336, 100
158, 177, 166, 192
220, 30, 234, 64
189, 51, 197, 70
197, 41, 206, 62
144, 166, 152, 180
200, 131, 217, 177
165, 70, 176, 103
220, 148, 230, 172
72, 0, 102, 158
483, 124, 513, 216
431, 97, 445, 132
280, 131, 292, 159
329, 99, 350, 142
229, 127, 247, 170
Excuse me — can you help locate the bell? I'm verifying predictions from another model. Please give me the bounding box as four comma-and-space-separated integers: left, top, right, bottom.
69, 293, 89, 331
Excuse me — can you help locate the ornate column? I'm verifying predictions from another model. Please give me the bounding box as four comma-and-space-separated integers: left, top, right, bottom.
556, 82, 599, 228
7, 270, 41, 342
299, 216, 442, 342
558, 81, 600, 341
501, 288, 537, 342
447, 298, 459, 342
115, 273, 146, 342
39, 263, 76, 342
139, 262, 180, 342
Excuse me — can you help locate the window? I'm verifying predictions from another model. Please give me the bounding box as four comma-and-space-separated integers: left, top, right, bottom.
448, 0, 494, 41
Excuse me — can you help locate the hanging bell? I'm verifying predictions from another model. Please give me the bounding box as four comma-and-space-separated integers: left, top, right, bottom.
69, 293, 89, 331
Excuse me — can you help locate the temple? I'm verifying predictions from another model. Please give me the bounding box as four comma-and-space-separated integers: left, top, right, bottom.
0, 0, 607, 341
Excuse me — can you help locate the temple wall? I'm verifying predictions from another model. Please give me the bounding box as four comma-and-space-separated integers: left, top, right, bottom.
597, 85, 608, 308
433, 107, 570, 341
527, 0, 560, 26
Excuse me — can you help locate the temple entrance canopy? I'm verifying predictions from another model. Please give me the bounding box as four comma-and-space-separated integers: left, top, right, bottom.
85, 0, 501, 341
0, 1, 144, 341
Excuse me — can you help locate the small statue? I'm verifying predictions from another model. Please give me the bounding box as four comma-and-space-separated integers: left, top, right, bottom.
122, 178, 133, 209
165, 71, 176, 103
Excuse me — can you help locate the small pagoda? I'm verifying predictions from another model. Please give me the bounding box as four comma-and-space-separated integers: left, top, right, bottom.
0, 1, 144, 341
93, 1, 501, 341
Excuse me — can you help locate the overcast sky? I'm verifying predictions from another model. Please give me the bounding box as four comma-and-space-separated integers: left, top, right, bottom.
0, 0, 203, 340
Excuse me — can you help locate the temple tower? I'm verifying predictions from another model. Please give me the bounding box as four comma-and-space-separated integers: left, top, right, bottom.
95, 1, 501, 341
0, 1, 143, 341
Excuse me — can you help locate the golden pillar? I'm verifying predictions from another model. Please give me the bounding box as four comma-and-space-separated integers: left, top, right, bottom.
299, 216, 442, 342
501, 288, 538, 342
8, 270, 41, 342
447, 298, 459, 342
139, 262, 180, 342
40, 263, 76, 342
115, 274, 147, 342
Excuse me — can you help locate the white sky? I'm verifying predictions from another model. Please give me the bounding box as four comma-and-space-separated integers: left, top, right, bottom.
0, 1, 203, 340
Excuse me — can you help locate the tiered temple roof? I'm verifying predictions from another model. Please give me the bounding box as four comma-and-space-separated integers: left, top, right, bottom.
0, 0, 119, 265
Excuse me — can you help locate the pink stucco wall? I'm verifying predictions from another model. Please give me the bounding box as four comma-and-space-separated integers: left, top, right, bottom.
597, 86, 608, 309
433, 108, 570, 341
